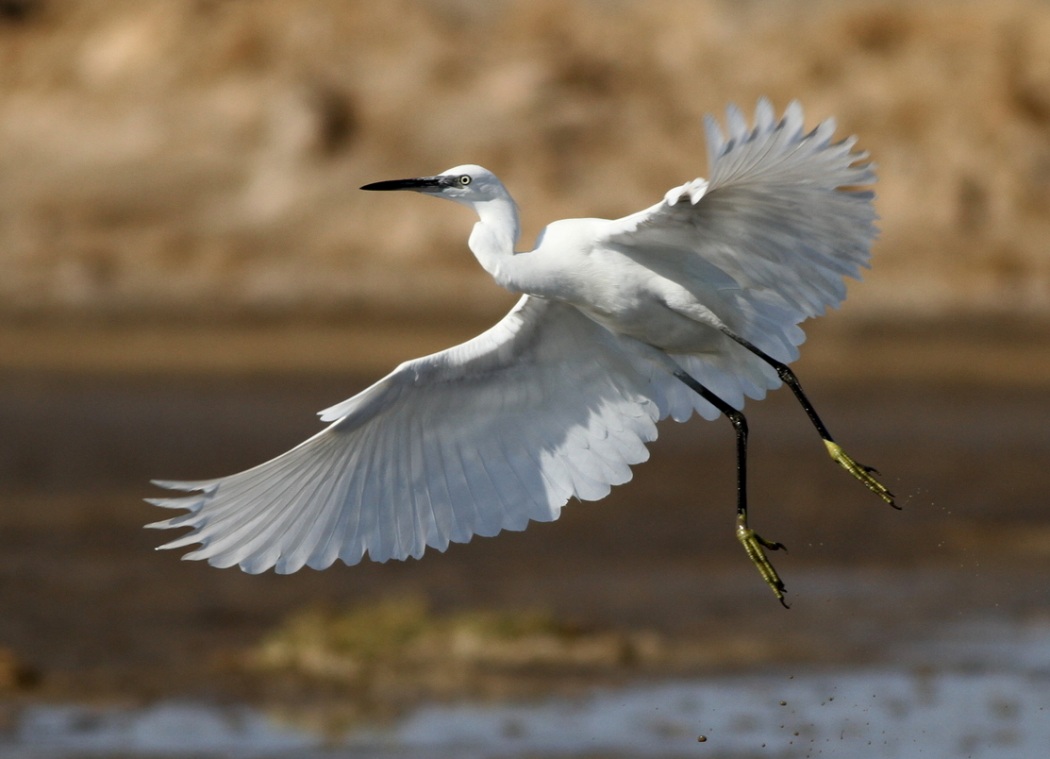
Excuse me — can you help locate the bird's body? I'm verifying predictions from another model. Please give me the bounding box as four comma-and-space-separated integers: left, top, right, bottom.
494, 219, 712, 357
149, 99, 895, 602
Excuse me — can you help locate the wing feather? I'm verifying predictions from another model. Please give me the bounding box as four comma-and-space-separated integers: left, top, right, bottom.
492, 426, 546, 529
603, 97, 876, 416
374, 410, 403, 559
148, 296, 663, 573
271, 441, 340, 573
295, 443, 351, 571
335, 423, 372, 566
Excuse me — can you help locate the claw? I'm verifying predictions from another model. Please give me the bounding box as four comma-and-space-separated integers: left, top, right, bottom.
824, 440, 898, 509
737, 516, 789, 608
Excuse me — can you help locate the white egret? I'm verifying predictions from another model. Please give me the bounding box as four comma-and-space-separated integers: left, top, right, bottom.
148, 99, 895, 606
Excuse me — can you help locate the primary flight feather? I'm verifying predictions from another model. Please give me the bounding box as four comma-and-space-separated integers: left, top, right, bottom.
148, 99, 893, 604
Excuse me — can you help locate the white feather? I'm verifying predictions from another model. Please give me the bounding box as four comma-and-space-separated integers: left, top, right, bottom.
149, 99, 877, 574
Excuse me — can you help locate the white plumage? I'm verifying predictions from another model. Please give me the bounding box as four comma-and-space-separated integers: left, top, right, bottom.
148, 99, 889, 601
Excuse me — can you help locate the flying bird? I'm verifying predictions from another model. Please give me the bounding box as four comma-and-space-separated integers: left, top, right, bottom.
148, 99, 895, 606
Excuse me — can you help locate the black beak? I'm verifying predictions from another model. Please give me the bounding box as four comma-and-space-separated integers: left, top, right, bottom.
359, 176, 452, 192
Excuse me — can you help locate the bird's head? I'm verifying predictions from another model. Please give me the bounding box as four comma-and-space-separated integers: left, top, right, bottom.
360, 164, 507, 208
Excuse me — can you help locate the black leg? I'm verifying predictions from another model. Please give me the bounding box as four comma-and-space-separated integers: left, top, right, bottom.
720, 329, 898, 509
673, 369, 789, 607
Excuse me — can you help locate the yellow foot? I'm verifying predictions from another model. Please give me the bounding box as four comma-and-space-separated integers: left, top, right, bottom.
736, 516, 789, 608
824, 440, 898, 509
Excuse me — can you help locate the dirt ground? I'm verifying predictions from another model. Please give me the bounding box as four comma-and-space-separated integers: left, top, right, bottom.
1, 320, 1048, 718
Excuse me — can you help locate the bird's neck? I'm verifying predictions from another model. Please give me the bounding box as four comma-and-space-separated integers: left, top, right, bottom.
468, 197, 523, 290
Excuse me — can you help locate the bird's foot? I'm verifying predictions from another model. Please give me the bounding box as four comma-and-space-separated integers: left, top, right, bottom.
824, 440, 898, 509
736, 515, 789, 608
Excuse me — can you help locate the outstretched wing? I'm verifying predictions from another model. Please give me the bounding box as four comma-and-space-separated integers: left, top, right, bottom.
605, 98, 876, 360
147, 296, 666, 574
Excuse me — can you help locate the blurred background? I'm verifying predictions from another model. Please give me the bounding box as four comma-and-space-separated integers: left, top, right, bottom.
2, 0, 1050, 326
2, 0, 1049, 756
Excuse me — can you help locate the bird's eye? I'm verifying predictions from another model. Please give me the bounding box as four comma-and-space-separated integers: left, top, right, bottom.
458, 175, 472, 186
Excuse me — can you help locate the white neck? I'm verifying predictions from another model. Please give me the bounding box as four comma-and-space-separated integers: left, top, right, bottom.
467, 195, 523, 290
